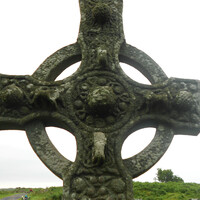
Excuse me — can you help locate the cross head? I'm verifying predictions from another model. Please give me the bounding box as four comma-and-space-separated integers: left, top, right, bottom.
0, 1, 200, 199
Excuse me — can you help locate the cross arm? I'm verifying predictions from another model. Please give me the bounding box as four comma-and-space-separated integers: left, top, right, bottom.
126, 77, 200, 136
0, 74, 75, 179
0, 73, 71, 131
121, 77, 200, 179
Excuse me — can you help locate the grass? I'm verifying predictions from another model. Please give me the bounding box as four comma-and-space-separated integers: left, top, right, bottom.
133, 181, 200, 200
0, 190, 17, 199
1, 182, 200, 200
0, 188, 31, 199
25, 187, 62, 200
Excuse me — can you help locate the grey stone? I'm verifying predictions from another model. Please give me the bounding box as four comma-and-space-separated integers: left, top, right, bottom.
0, 1, 200, 200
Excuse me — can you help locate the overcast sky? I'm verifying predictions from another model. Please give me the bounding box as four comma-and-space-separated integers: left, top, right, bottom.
0, 0, 200, 189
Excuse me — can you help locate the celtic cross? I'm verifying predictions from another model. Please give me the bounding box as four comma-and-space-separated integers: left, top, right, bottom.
1, 1, 200, 199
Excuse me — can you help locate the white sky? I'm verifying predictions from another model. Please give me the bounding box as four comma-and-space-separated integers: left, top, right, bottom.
0, 0, 200, 188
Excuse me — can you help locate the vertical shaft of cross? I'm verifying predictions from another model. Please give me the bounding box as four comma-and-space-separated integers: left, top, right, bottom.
61, 1, 135, 199
78, 0, 124, 72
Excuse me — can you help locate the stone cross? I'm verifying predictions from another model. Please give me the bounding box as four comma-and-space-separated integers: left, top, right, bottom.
1, 1, 200, 199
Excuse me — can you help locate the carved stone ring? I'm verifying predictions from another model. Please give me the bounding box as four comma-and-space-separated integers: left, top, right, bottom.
26, 42, 174, 180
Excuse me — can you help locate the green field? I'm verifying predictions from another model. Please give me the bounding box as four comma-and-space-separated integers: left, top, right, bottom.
0, 188, 30, 199
0, 189, 17, 199
27, 187, 62, 200
1, 182, 200, 200
0, 193, 16, 199
133, 182, 200, 200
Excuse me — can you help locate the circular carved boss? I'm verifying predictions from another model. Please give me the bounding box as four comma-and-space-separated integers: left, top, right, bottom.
71, 72, 131, 128
25, 42, 174, 179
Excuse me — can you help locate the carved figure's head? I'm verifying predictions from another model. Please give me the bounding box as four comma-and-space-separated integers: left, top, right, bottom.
87, 86, 116, 115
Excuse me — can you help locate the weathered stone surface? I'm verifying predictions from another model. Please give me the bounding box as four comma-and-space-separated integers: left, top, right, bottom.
0, 0, 200, 200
